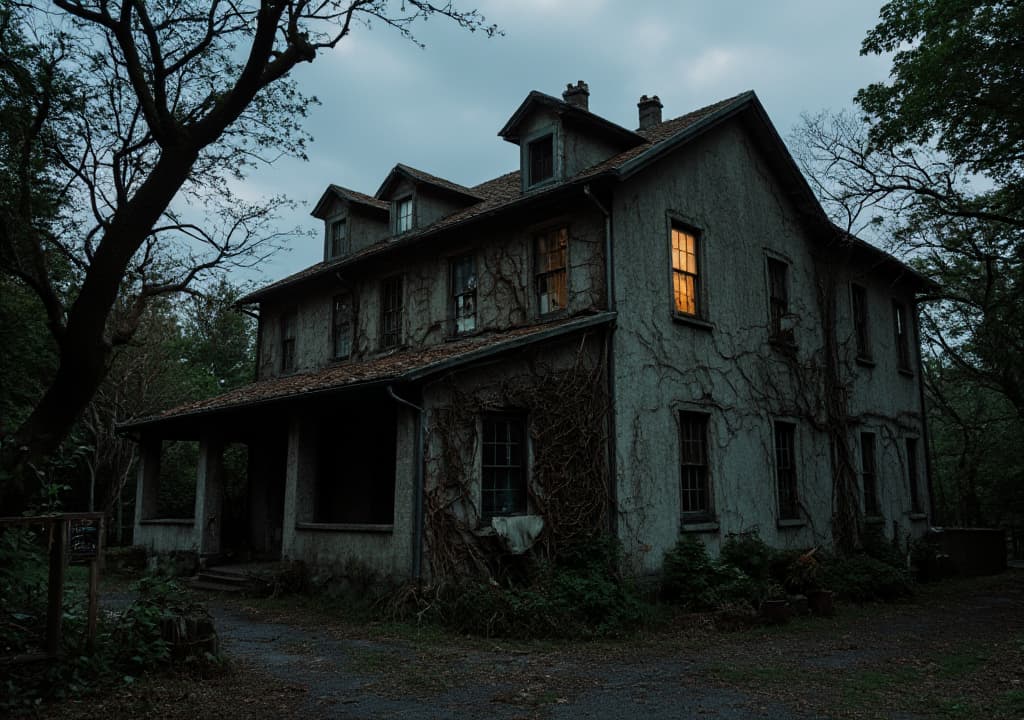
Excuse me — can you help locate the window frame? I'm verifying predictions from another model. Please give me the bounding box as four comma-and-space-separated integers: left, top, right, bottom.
331, 294, 353, 360
860, 431, 880, 517
892, 299, 912, 372
678, 411, 712, 519
526, 133, 555, 187
851, 283, 873, 362
766, 255, 793, 344
280, 310, 297, 374
449, 253, 478, 336
394, 196, 413, 235
534, 226, 569, 317
480, 413, 528, 519
328, 218, 348, 259
380, 276, 404, 349
773, 421, 800, 521
670, 224, 702, 319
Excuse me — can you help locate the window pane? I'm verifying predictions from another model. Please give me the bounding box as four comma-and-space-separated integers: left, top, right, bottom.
774, 422, 799, 519
680, 413, 709, 515
482, 415, 527, 517
528, 135, 554, 185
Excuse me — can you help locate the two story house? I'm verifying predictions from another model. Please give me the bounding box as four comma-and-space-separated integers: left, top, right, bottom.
126, 82, 932, 578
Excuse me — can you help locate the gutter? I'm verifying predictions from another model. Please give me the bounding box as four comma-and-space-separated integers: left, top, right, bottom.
387, 385, 425, 582
584, 184, 619, 535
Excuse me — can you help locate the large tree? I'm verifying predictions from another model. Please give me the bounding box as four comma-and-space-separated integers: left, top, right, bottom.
0, 1, 497, 509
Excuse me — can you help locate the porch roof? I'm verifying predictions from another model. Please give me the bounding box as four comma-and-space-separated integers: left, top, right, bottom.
120, 312, 615, 433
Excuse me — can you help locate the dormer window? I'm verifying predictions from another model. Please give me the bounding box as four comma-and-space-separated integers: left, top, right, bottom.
527, 134, 554, 187
329, 219, 347, 259
394, 197, 413, 234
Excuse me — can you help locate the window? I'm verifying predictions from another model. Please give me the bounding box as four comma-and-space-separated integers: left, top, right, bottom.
481, 415, 527, 517
380, 276, 403, 348
329, 219, 347, 259
774, 422, 799, 520
535, 226, 568, 315
893, 300, 911, 371
671, 226, 701, 317
394, 197, 413, 234
907, 437, 922, 514
851, 283, 872, 360
679, 412, 710, 516
280, 311, 297, 374
527, 134, 554, 186
450, 254, 477, 335
861, 432, 879, 516
331, 295, 352, 359
767, 257, 791, 341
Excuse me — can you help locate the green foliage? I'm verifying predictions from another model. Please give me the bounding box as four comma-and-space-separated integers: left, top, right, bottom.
720, 531, 773, 584
417, 534, 645, 639
820, 553, 913, 603
661, 536, 759, 611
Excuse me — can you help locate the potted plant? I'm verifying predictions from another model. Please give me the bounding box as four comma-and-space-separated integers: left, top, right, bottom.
787, 548, 834, 616
760, 580, 791, 624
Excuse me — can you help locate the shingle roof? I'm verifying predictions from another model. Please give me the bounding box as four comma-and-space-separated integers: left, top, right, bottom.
121, 312, 615, 430
376, 163, 483, 201
239, 93, 755, 304
310, 184, 389, 219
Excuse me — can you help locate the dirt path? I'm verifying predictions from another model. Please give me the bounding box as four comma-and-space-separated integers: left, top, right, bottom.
202, 570, 1023, 720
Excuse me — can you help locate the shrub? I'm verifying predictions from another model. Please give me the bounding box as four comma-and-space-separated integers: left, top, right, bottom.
720, 531, 773, 584
820, 553, 913, 602
661, 536, 759, 611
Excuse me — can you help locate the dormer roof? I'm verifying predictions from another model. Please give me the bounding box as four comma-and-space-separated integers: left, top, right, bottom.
375, 163, 483, 203
311, 184, 389, 219
498, 90, 645, 148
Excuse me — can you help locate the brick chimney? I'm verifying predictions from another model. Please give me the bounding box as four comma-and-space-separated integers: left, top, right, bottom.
562, 80, 590, 110
638, 94, 663, 130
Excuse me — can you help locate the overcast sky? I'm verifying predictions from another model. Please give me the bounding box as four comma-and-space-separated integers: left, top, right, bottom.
238, 0, 894, 282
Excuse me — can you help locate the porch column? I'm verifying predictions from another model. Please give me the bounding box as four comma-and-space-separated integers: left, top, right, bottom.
280, 418, 302, 559
133, 436, 161, 528
194, 435, 225, 556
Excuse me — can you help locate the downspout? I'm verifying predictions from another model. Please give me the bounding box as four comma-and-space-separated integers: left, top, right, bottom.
387, 385, 425, 581
583, 184, 618, 534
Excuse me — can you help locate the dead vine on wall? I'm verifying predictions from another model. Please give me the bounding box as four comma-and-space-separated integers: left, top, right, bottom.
423, 333, 610, 581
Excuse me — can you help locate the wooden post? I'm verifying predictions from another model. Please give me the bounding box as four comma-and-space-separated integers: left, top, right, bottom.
85, 517, 103, 653
45, 518, 68, 657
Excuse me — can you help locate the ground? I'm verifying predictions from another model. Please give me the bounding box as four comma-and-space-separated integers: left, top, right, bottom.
44, 570, 1024, 719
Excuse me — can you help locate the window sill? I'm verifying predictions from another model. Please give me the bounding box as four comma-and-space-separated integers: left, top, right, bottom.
680, 519, 719, 534
863, 515, 886, 526
855, 356, 876, 368
909, 513, 928, 522
671, 314, 714, 332
898, 367, 914, 378
295, 522, 394, 533
140, 518, 194, 526
776, 518, 806, 529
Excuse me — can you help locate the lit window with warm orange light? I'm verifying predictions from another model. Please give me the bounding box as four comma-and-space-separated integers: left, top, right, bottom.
671, 226, 700, 316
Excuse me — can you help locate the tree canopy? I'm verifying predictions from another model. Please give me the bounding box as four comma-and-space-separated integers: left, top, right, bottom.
0, 1, 497, 510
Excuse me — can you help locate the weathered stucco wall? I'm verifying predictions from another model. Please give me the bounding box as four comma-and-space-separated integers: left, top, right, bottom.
609, 121, 927, 572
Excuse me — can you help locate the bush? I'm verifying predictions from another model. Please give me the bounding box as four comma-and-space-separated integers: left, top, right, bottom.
661, 536, 759, 611
820, 553, 913, 602
411, 534, 645, 639
720, 531, 773, 584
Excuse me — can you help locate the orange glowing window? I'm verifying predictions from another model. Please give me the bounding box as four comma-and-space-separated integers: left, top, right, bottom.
671, 226, 700, 316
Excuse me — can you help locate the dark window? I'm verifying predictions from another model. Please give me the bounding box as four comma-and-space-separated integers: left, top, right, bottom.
528, 134, 554, 186
907, 437, 922, 514
451, 254, 477, 334
851, 284, 872, 360
395, 197, 413, 234
481, 415, 527, 517
671, 226, 701, 317
767, 257, 791, 341
893, 300, 911, 371
332, 295, 352, 359
861, 432, 879, 516
774, 422, 799, 520
679, 412, 710, 516
280, 311, 297, 374
535, 226, 568, 315
381, 276, 403, 348
329, 219, 347, 258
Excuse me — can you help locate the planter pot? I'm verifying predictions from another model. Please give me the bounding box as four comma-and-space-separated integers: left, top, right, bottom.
788, 594, 809, 616
761, 599, 791, 624
807, 589, 835, 617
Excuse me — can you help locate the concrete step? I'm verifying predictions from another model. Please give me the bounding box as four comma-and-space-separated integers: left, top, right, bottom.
189, 579, 247, 593
198, 569, 253, 585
